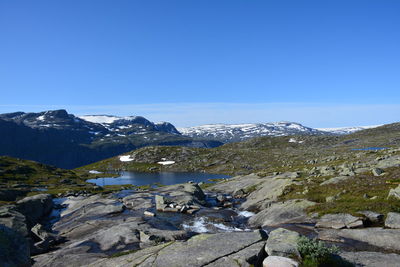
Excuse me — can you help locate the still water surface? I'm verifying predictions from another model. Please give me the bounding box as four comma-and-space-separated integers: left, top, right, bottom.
87, 171, 230, 186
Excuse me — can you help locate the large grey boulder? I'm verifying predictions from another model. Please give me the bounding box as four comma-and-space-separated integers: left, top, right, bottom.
156, 182, 207, 207
316, 213, 363, 229
240, 175, 295, 211
265, 228, 300, 259
263, 256, 299, 267
0, 224, 31, 267
388, 185, 400, 200
16, 194, 53, 227
385, 212, 400, 229
249, 199, 315, 227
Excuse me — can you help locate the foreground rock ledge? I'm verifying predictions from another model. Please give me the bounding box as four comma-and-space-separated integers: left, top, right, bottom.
88, 230, 267, 267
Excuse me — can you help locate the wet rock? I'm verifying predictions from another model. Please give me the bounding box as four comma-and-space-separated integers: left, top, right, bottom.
316, 213, 363, 229
249, 199, 315, 227
265, 228, 300, 259
263, 256, 299, 267
385, 212, 400, 229
196, 208, 238, 223
0, 224, 31, 267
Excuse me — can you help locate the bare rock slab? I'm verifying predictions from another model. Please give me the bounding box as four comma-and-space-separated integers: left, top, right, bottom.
316, 213, 363, 229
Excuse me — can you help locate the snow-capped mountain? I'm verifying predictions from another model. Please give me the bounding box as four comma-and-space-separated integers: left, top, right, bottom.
0, 110, 220, 168
317, 125, 381, 135
78, 115, 180, 135
178, 122, 328, 143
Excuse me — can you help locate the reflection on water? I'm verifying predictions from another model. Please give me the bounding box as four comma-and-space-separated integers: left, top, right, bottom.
87, 171, 230, 186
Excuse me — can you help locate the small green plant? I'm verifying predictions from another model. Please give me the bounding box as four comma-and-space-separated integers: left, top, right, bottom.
297, 236, 339, 267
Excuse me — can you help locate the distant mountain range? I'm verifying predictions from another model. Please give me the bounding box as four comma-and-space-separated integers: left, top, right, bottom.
0, 110, 221, 169
316, 125, 382, 135
0, 109, 381, 168
178, 122, 379, 143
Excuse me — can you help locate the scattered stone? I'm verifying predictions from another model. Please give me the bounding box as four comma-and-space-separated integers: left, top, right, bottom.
316, 213, 363, 229
263, 256, 299, 267
326, 195, 337, 202
249, 199, 315, 227
265, 228, 300, 259
372, 168, 384, 176
385, 212, 400, 229
144, 211, 155, 217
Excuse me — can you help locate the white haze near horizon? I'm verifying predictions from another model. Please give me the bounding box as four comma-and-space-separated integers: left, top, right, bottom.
0, 103, 399, 128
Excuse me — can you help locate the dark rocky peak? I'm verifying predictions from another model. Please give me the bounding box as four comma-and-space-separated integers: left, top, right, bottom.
155, 122, 180, 135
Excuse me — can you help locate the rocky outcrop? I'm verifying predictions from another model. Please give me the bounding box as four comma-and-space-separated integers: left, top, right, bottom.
249, 199, 315, 227
88, 230, 267, 267
316, 213, 364, 229
216, 172, 298, 211
16, 194, 53, 228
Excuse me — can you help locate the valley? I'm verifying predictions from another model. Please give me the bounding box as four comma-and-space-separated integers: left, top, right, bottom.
1, 120, 400, 266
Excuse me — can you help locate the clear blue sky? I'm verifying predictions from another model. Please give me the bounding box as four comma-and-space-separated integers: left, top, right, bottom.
1, 0, 399, 127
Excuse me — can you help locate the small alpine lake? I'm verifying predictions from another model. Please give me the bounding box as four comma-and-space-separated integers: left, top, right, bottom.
87, 171, 231, 187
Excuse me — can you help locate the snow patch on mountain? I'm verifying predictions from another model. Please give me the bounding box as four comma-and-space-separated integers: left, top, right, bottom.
317, 125, 381, 135
79, 115, 138, 124
178, 122, 325, 143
